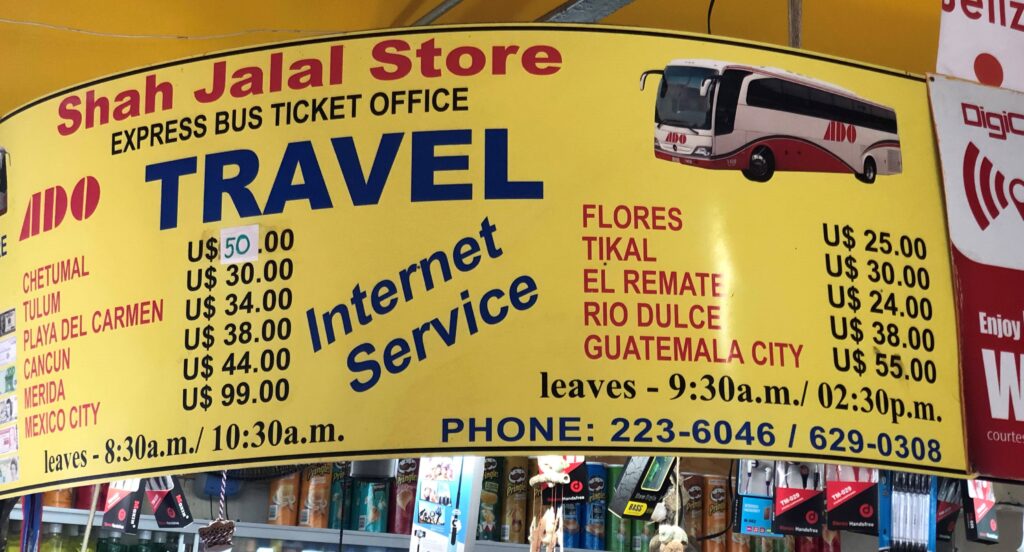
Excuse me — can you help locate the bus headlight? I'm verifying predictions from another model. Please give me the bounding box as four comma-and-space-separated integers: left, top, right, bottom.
693, 147, 711, 157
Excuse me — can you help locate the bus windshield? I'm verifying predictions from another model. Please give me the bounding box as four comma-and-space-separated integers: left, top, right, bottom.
656, 66, 718, 130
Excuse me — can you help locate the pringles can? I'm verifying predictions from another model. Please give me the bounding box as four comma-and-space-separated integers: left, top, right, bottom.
606, 465, 630, 552
389, 458, 419, 534
350, 478, 390, 532
328, 463, 351, 530
500, 457, 529, 543
584, 462, 607, 550
477, 457, 503, 541
563, 502, 583, 549
268, 471, 301, 526
298, 464, 333, 528
682, 475, 704, 542
703, 477, 727, 552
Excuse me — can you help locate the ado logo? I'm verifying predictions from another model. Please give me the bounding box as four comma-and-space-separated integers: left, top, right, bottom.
20, 176, 100, 240
823, 121, 857, 143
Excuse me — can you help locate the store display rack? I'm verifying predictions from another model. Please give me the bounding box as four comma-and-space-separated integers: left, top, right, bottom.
9, 506, 409, 552
8, 506, 563, 552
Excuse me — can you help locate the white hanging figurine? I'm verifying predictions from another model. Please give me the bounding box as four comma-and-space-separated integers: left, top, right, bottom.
528, 456, 575, 552
530, 456, 574, 487
649, 524, 688, 552
645, 464, 686, 552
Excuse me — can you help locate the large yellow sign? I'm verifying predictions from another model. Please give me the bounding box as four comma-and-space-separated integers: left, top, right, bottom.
0, 25, 967, 495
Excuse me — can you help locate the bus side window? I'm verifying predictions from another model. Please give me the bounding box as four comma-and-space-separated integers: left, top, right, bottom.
714, 70, 749, 135
808, 89, 835, 120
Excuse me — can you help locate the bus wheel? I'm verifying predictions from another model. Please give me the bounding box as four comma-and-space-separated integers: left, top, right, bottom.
743, 146, 775, 182
857, 157, 877, 184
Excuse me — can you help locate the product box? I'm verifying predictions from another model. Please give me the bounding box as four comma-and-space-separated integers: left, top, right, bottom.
935, 478, 961, 542
500, 457, 529, 544
583, 462, 607, 550
542, 456, 588, 505
734, 460, 780, 539
328, 463, 352, 530
102, 479, 144, 533
298, 465, 333, 529
144, 476, 193, 528
962, 479, 998, 543
824, 465, 878, 534
607, 465, 631, 552
389, 458, 419, 534
477, 457, 503, 541
349, 477, 390, 532
268, 472, 301, 526
682, 474, 704, 542
703, 477, 728, 552
609, 457, 676, 521
736, 496, 781, 538
772, 463, 824, 536
738, 460, 775, 498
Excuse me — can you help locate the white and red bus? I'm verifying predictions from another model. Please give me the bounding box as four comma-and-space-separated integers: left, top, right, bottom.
640, 59, 901, 183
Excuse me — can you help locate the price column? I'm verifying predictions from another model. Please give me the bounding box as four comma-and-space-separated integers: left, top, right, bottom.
821, 224, 943, 425
218, 228, 296, 411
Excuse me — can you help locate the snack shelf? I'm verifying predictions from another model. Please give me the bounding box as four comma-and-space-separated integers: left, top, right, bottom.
9, 506, 411, 550
9, 507, 590, 552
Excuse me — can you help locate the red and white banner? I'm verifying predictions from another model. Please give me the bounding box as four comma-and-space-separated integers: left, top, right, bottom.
929, 74, 1024, 480
937, 0, 1024, 91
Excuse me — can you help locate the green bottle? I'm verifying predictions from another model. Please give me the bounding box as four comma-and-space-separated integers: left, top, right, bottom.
41, 524, 65, 552
95, 529, 110, 552
151, 533, 168, 552
107, 532, 124, 552
63, 525, 83, 552
135, 531, 155, 552
6, 521, 21, 552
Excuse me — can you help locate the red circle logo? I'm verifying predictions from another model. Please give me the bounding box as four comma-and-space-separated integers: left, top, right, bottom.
860, 504, 874, 518
974, 53, 1004, 87
805, 511, 819, 524
570, 480, 584, 493
168, 507, 177, 519
990, 519, 997, 531
118, 509, 126, 521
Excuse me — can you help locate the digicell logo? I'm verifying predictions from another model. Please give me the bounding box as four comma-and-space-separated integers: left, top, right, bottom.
962, 141, 1024, 230
823, 121, 856, 143
962, 103, 1024, 140
20, 176, 100, 240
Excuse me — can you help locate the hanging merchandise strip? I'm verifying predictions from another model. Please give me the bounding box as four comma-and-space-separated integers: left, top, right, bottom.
0, 25, 968, 496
